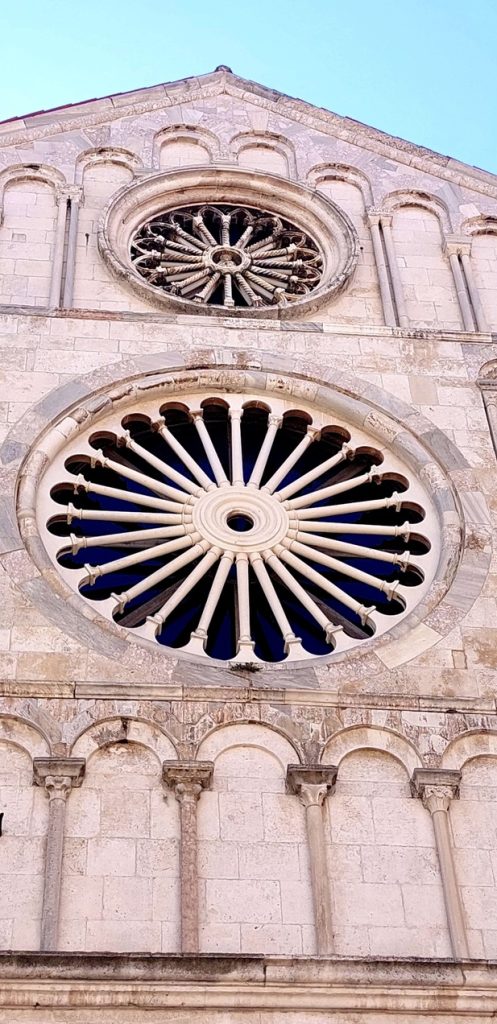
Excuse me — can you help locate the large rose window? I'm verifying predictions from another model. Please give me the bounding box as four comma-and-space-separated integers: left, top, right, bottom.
39, 393, 437, 665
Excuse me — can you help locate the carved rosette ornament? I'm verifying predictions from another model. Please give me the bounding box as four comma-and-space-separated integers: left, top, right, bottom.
130, 204, 323, 310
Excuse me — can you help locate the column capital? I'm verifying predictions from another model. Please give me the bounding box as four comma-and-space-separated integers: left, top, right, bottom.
162, 760, 213, 803
286, 764, 338, 807
411, 768, 462, 814
444, 235, 472, 257
55, 185, 82, 206
367, 207, 392, 226
33, 757, 85, 801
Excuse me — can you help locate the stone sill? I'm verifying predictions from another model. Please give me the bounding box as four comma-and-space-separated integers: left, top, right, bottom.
0, 952, 496, 1014
0, 302, 493, 344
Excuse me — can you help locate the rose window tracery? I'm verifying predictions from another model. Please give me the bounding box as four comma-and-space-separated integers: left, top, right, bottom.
130, 204, 323, 309
40, 394, 437, 665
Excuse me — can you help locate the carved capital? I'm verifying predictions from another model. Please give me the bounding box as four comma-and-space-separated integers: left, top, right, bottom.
411, 768, 461, 815
367, 208, 394, 229
162, 760, 213, 803
286, 764, 338, 807
366, 207, 383, 226
444, 235, 472, 257
33, 758, 85, 801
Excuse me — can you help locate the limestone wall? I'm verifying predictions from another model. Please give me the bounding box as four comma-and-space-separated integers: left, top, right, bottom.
0, 71, 497, 1019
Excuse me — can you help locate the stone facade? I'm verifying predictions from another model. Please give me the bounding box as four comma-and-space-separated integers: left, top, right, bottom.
0, 67, 497, 1020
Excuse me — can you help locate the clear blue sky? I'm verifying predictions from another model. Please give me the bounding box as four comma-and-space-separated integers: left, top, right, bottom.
1, 0, 496, 173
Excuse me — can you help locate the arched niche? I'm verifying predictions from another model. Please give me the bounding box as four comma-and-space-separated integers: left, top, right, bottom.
384, 192, 460, 329
0, 165, 64, 307
61, 720, 180, 953
0, 722, 49, 951
196, 722, 311, 956
442, 733, 497, 959
153, 126, 219, 169
231, 132, 296, 178
323, 733, 449, 959
73, 151, 137, 309
463, 218, 497, 331
308, 166, 382, 324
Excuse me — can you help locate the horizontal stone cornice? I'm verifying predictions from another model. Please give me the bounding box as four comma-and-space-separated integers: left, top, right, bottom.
0, 953, 496, 1015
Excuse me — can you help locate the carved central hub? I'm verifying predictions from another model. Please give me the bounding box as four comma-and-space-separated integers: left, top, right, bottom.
205, 245, 251, 274
192, 485, 289, 553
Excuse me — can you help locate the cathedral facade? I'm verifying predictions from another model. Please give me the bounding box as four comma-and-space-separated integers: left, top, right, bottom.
0, 67, 497, 1021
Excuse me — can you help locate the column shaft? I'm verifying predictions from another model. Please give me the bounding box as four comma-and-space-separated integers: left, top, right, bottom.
431, 806, 469, 958
286, 765, 337, 955
411, 768, 469, 959
448, 251, 474, 331
40, 793, 67, 950
33, 757, 85, 951
380, 216, 409, 328
461, 252, 488, 333
163, 761, 213, 954
368, 215, 397, 326
62, 193, 81, 308
305, 800, 334, 953
178, 788, 201, 952
49, 192, 68, 308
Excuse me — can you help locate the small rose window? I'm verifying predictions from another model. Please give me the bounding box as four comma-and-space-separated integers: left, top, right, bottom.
131, 204, 323, 310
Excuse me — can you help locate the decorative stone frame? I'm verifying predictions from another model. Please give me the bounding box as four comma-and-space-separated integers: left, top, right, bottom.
11, 355, 485, 686
97, 167, 359, 319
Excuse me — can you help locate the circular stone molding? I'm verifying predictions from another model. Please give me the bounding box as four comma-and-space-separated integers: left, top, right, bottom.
35, 389, 440, 666
98, 167, 359, 318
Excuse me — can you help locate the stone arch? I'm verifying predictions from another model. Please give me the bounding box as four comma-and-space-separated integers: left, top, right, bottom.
462, 215, 497, 237
382, 189, 453, 234
75, 146, 142, 184
321, 724, 423, 777
441, 730, 497, 770
0, 714, 50, 760
230, 132, 296, 179
196, 721, 301, 767
70, 716, 178, 763
478, 357, 497, 380
0, 163, 66, 223
153, 125, 220, 169
307, 162, 373, 206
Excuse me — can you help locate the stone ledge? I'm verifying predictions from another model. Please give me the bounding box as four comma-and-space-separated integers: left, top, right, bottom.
0, 304, 492, 343
0, 952, 496, 1014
